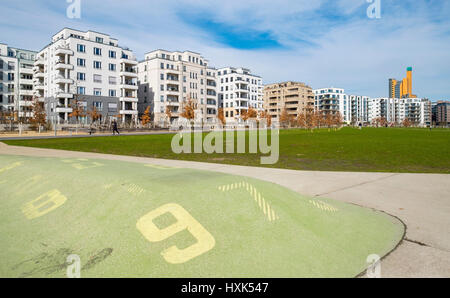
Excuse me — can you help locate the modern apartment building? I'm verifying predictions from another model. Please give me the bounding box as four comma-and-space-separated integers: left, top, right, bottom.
263, 81, 314, 120
0, 43, 36, 120
217, 67, 263, 122
313, 88, 351, 124
388, 67, 417, 99
368, 98, 431, 127
34, 28, 138, 125
349, 95, 370, 124
433, 101, 450, 127
138, 50, 218, 125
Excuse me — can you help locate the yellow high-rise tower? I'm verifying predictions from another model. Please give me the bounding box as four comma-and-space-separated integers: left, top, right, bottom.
406, 67, 413, 97
388, 67, 416, 98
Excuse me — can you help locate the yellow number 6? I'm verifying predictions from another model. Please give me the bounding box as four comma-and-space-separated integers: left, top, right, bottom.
136, 203, 215, 264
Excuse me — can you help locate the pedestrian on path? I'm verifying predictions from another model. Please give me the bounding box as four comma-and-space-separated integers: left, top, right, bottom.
112, 120, 120, 135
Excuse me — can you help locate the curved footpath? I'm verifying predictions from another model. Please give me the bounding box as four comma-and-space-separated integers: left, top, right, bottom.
0, 142, 449, 277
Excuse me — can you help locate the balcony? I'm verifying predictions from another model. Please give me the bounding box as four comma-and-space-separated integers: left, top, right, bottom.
19, 112, 34, 118
120, 82, 138, 90
35, 72, 45, 79
119, 110, 138, 115
35, 84, 45, 90
55, 107, 73, 113
55, 62, 74, 70
120, 96, 138, 102
120, 58, 138, 65
19, 78, 34, 85
55, 47, 74, 56
20, 67, 34, 74
56, 92, 73, 99
55, 76, 74, 84
19, 89, 34, 96
19, 100, 33, 107
34, 59, 44, 66
120, 70, 138, 78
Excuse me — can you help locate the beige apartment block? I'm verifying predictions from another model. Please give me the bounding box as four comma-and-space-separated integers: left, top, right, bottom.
264, 81, 314, 120
138, 50, 218, 126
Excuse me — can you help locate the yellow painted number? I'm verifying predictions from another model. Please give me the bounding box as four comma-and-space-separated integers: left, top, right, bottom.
22, 189, 67, 220
136, 203, 215, 264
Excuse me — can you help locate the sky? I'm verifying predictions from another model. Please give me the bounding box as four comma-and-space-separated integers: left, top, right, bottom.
1, 0, 449, 100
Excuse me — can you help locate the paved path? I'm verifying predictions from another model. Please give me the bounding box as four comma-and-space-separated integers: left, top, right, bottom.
0, 130, 174, 141
1, 142, 449, 277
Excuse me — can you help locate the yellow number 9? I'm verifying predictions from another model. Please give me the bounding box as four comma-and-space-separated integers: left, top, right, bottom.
136, 203, 215, 264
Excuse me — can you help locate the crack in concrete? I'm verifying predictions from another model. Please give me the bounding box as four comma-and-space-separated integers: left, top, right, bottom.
314, 173, 400, 197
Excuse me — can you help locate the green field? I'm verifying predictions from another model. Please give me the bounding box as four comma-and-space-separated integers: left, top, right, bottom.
4, 127, 450, 173
0, 155, 404, 277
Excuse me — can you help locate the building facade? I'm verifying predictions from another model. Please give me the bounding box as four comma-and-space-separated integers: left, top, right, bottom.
313, 88, 351, 124
138, 50, 218, 125
433, 101, 450, 127
0, 43, 36, 120
349, 95, 370, 124
34, 28, 138, 125
388, 67, 417, 99
263, 81, 314, 120
217, 67, 263, 123
368, 98, 431, 127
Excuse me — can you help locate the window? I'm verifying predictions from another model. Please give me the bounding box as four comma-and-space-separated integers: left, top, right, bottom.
78, 87, 86, 94
77, 72, 86, 81
77, 58, 86, 67
160, 74, 164, 80
94, 89, 102, 96
93, 61, 102, 69
160, 85, 164, 91
93, 74, 102, 83
94, 48, 102, 56
77, 44, 86, 53
109, 50, 116, 58
96, 37, 104, 43
109, 76, 117, 85
160, 63, 164, 69
160, 95, 164, 102
109, 64, 116, 71
109, 90, 116, 97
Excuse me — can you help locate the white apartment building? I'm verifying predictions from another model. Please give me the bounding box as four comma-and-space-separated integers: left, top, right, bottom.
368, 98, 431, 127
34, 28, 138, 125
313, 88, 351, 124
349, 95, 370, 124
217, 67, 263, 122
0, 43, 36, 120
138, 50, 218, 125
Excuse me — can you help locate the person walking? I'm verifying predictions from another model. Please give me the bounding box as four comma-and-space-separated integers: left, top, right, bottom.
112, 120, 120, 135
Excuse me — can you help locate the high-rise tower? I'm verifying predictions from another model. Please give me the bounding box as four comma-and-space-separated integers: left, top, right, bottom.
388, 67, 416, 98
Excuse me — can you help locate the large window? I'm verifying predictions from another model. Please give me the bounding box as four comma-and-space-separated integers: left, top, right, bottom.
94, 89, 102, 96
77, 44, 86, 53
77, 87, 86, 95
109, 50, 116, 58
93, 61, 102, 69
93, 74, 102, 83
77, 72, 86, 81
77, 58, 86, 67
94, 47, 102, 56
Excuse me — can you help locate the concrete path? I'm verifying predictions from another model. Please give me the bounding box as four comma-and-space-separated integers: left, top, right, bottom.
1, 142, 449, 277
0, 130, 173, 141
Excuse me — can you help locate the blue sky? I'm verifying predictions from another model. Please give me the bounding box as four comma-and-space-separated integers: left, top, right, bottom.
1, 0, 449, 100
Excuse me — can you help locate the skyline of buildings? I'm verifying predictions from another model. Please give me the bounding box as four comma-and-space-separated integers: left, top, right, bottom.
0, 27, 447, 128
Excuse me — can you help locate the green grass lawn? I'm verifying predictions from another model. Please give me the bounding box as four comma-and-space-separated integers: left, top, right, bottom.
4, 127, 450, 173
0, 155, 404, 277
